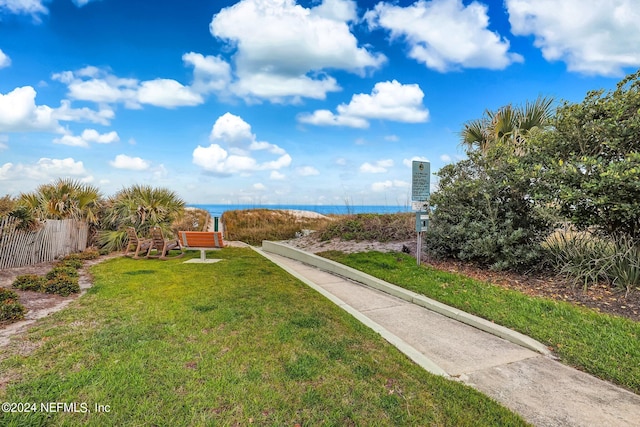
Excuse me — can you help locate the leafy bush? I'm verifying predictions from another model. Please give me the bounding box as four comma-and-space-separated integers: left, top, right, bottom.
425, 153, 552, 271
56, 258, 83, 269
317, 213, 414, 242
46, 266, 79, 280
0, 288, 26, 322
45, 274, 80, 297
12, 274, 47, 292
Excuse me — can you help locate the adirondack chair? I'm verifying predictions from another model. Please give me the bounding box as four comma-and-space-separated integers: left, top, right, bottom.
147, 226, 184, 259
124, 227, 153, 259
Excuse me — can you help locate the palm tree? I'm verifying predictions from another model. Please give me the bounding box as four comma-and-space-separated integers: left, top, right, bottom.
18, 178, 102, 224
99, 185, 185, 252
461, 96, 554, 155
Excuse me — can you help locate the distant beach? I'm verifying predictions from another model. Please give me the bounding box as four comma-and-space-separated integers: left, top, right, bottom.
189, 204, 411, 218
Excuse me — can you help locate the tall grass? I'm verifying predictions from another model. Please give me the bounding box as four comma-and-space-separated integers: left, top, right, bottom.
221, 209, 332, 245
318, 213, 414, 242
543, 228, 640, 294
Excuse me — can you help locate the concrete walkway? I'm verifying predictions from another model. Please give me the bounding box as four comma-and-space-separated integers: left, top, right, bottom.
256, 241, 640, 427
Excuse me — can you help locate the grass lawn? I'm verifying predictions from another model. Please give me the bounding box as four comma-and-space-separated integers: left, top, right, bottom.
0, 248, 527, 426
320, 251, 640, 395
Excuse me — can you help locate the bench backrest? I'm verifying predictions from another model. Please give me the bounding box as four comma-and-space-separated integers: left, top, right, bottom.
178, 231, 225, 248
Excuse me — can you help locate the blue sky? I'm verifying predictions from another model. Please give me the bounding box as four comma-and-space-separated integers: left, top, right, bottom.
1, 0, 639, 206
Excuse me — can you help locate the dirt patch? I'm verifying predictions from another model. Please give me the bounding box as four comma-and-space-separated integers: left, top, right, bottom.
283, 234, 640, 323
0, 255, 117, 348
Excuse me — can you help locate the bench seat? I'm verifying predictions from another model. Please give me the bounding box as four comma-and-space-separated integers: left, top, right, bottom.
178, 231, 225, 261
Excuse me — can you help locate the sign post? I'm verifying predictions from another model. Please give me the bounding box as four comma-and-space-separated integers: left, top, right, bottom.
411, 161, 430, 265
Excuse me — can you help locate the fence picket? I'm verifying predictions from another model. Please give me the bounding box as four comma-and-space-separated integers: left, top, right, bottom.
0, 217, 88, 269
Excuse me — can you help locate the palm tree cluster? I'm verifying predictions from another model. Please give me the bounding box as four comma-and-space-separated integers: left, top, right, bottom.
4, 180, 186, 251
461, 96, 554, 155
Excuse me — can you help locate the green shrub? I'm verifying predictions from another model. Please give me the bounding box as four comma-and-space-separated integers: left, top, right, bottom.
12, 274, 47, 292
45, 274, 80, 297
0, 288, 26, 322
57, 258, 83, 269
46, 266, 79, 280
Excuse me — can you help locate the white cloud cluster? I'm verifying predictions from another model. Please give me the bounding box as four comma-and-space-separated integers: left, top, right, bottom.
53, 65, 209, 109
0, 0, 47, 17
366, 0, 523, 72
210, 0, 386, 102
0, 49, 10, 68
0, 86, 114, 133
193, 113, 291, 175
0, 157, 89, 182
54, 129, 120, 147
109, 154, 150, 171
506, 0, 640, 75
360, 159, 394, 173
298, 80, 429, 128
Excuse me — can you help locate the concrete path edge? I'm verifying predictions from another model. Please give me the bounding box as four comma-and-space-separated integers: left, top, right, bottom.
261, 241, 550, 356
252, 246, 450, 377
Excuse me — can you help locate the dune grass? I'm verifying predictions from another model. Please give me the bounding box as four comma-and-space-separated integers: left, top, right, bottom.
320, 250, 640, 395
222, 209, 332, 245
0, 248, 527, 426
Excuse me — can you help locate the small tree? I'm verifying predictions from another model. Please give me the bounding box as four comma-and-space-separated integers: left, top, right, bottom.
531, 69, 640, 238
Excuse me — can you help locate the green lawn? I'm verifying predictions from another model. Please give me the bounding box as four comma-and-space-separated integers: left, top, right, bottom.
0, 248, 527, 426
320, 250, 640, 395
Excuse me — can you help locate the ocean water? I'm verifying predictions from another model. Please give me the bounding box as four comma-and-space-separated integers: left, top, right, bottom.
189, 204, 410, 218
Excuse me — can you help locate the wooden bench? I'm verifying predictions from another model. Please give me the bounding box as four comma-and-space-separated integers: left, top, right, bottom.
177, 231, 225, 262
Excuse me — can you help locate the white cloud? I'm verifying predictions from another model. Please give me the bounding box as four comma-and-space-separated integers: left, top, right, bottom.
0, 86, 116, 133
0, 86, 59, 132
0, 0, 47, 17
194, 113, 292, 175
403, 156, 430, 167
440, 154, 452, 162
385, 134, 399, 142
253, 182, 267, 191
366, 0, 523, 72
0, 157, 88, 181
0, 49, 10, 68
54, 66, 210, 109
182, 52, 232, 94
210, 0, 386, 102
371, 179, 409, 192
138, 79, 203, 108
506, 0, 640, 75
299, 80, 429, 128
54, 129, 120, 147
296, 166, 320, 176
109, 154, 150, 171
360, 159, 394, 173
270, 171, 286, 180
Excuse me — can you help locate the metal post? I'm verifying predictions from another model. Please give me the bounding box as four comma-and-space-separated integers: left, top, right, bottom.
416, 231, 421, 266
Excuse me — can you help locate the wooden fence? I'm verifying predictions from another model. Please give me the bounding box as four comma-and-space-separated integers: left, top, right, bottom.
0, 217, 88, 269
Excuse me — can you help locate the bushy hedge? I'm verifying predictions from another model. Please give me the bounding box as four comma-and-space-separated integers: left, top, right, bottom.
0, 288, 26, 322
12, 274, 47, 292
318, 213, 414, 242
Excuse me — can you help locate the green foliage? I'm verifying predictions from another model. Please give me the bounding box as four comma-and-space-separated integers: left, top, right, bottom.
425, 151, 553, 271
531, 69, 640, 238
318, 213, 414, 242
46, 266, 79, 280
44, 273, 80, 297
0, 194, 16, 217
12, 274, 47, 292
543, 228, 640, 294
18, 178, 102, 224
0, 288, 26, 322
99, 184, 186, 251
